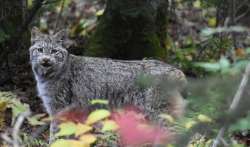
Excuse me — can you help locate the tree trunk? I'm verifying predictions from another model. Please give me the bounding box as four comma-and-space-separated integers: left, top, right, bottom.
0, 0, 30, 89
86, 0, 169, 60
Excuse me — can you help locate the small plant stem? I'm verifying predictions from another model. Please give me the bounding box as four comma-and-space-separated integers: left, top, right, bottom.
212, 63, 250, 147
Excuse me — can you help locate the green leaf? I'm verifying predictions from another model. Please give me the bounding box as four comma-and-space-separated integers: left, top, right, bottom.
11, 100, 30, 121
90, 99, 108, 105
219, 56, 230, 69
230, 113, 250, 131
55, 122, 77, 137
194, 62, 220, 72
85, 109, 111, 125
245, 47, 250, 54
27, 113, 46, 126
201, 28, 215, 36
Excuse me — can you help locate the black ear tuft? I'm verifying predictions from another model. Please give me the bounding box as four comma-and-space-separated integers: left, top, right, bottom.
53, 29, 67, 42
31, 27, 43, 44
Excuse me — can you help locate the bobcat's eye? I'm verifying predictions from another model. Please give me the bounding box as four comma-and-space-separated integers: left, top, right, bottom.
51, 49, 58, 54
37, 48, 43, 53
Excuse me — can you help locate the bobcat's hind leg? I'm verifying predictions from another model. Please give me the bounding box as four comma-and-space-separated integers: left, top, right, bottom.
167, 90, 187, 118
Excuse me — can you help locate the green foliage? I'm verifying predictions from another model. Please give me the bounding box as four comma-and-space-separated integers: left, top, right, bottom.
195, 56, 230, 73
230, 112, 250, 132
22, 133, 48, 147
184, 0, 224, 8
201, 27, 248, 37
0, 91, 30, 125
0, 28, 10, 43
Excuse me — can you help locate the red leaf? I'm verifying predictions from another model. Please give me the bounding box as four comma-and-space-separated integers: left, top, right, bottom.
112, 108, 170, 145
55, 107, 88, 123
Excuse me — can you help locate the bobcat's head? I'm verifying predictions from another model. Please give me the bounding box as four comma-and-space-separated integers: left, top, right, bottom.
29, 28, 69, 80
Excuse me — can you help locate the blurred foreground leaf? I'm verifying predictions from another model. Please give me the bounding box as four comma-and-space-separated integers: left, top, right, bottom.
55, 122, 77, 137
85, 109, 110, 125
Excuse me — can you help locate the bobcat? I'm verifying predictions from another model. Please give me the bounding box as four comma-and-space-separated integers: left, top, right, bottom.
29, 27, 187, 142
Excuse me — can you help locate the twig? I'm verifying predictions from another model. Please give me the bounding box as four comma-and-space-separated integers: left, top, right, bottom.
220, 137, 229, 147
1, 111, 31, 147
32, 123, 50, 139
212, 63, 250, 147
236, 0, 248, 13
54, 0, 65, 32
1, 133, 13, 144
235, 9, 250, 22
13, 111, 31, 147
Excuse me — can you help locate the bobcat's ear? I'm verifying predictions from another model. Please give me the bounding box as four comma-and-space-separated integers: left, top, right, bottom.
31, 27, 43, 44
53, 29, 67, 42
53, 29, 69, 48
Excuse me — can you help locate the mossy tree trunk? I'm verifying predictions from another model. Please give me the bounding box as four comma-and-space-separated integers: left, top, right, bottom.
86, 0, 169, 60
0, 0, 30, 89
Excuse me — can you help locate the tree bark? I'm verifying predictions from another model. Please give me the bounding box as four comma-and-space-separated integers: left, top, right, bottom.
0, 0, 30, 89
86, 0, 169, 60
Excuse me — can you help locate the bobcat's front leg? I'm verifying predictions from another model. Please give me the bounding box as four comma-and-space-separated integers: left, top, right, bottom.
49, 119, 58, 144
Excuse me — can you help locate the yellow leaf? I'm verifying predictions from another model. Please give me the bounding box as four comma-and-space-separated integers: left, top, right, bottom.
79, 134, 97, 145
75, 123, 92, 137
55, 122, 76, 137
185, 120, 197, 129
187, 144, 194, 147
236, 48, 246, 58
68, 140, 90, 147
102, 120, 119, 132
0, 100, 7, 130
166, 144, 175, 147
208, 17, 217, 27
27, 0, 33, 8
51, 139, 90, 147
85, 109, 110, 125
193, 0, 201, 8
159, 114, 175, 123
50, 139, 70, 147
197, 114, 212, 123
96, 9, 104, 16
0, 100, 7, 112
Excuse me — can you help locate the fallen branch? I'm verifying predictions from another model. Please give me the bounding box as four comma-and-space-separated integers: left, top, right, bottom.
212, 63, 250, 147
13, 111, 31, 147
1, 111, 31, 147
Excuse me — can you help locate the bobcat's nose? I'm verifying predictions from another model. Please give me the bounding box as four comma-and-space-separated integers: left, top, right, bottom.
40, 58, 52, 67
